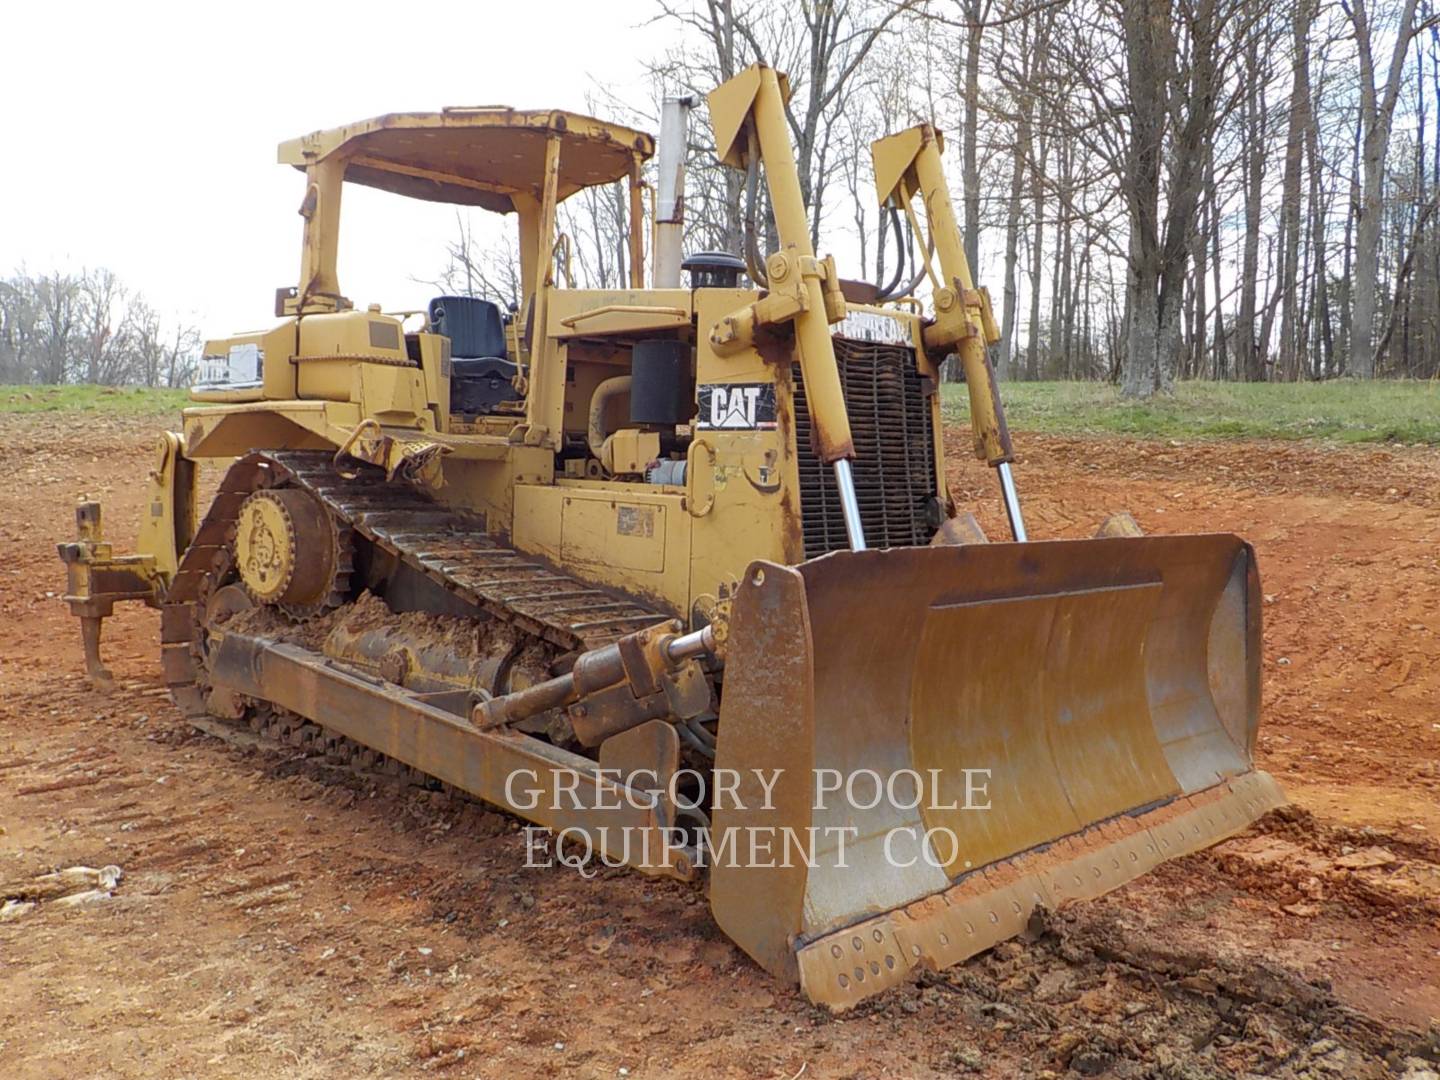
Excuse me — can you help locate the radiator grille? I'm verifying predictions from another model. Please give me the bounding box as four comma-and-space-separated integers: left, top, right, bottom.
792, 337, 938, 558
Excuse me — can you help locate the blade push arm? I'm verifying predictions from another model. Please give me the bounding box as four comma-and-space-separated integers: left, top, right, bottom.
871, 123, 1027, 540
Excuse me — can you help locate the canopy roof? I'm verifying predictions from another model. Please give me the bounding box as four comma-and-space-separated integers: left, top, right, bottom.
277, 108, 655, 213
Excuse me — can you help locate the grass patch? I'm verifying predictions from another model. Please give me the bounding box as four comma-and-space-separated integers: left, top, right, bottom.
5, 380, 1436, 444
0, 384, 189, 415
942, 379, 1440, 445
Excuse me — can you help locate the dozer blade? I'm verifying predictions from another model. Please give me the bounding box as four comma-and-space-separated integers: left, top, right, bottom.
708, 535, 1284, 1010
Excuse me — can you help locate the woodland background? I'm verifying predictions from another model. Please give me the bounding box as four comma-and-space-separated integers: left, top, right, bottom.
7, 0, 1439, 399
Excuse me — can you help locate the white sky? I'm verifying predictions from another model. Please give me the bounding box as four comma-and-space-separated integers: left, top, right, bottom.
1, 0, 667, 335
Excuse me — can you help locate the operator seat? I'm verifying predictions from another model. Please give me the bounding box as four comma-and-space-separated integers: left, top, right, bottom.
429, 296, 523, 415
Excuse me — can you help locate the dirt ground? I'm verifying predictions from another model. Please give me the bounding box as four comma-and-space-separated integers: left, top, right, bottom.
2, 411, 1438, 1079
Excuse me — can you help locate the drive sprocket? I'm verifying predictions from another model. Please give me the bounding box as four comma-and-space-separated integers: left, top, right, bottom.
233, 487, 351, 619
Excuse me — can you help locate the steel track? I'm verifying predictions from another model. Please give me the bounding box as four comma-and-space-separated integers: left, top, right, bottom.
159, 451, 667, 778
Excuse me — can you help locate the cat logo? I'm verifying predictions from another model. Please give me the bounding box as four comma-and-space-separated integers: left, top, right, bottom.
697, 383, 777, 431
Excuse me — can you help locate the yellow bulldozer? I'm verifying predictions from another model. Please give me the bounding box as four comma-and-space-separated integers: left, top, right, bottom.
57, 64, 1281, 1009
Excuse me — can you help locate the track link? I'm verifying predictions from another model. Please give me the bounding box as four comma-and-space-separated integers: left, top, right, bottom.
160, 450, 666, 735
188, 706, 469, 803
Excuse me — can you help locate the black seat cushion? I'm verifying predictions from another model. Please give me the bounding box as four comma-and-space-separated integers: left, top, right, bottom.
429, 296, 506, 359
450, 357, 521, 414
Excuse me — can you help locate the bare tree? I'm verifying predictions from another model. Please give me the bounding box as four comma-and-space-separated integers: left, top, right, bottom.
650, 0, 920, 251
1273, 0, 1317, 381
405, 0, 1440, 389
430, 212, 525, 309
1343, 0, 1431, 376
0, 266, 200, 386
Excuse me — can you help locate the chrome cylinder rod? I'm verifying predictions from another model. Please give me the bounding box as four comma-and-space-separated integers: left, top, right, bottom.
997, 461, 1027, 542
665, 623, 716, 663
833, 459, 868, 551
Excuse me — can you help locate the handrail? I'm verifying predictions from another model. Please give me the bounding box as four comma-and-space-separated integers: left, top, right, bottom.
558, 304, 689, 328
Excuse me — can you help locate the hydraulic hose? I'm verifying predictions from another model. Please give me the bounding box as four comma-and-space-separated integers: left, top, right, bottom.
872, 205, 907, 301
742, 125, 769, 288
884, 212, 933, 302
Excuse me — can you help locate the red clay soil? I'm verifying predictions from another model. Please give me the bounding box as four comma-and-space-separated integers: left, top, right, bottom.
2, 412, 1437, 1079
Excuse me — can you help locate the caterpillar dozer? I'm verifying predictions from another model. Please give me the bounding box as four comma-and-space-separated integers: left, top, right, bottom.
57, 64, 1282, 1009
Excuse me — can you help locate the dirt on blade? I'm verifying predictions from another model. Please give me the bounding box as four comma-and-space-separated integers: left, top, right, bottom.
2, 412, 1438, 1078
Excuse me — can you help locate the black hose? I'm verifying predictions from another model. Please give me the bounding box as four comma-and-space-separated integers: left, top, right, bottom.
675, 803, 712, 837
743, 125, 769, 288
675, 720, 715, 760
887, 211, 933, 301
873, 205, 907, 301
685, 714, 717, 749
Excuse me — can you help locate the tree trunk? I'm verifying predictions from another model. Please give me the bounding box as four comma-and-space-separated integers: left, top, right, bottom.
1275, 0, 1314, 381
961, 0, 986, 273
999, 138, 1024, 378
1024, 18, 1051, 381
1125, 254, 1162, 396
1237, 33, 1265, 382
1120, 0, 1167, 396
1346, 0, 1422, 377
997, 16, 1033, 378
1026, 173, 1045, 381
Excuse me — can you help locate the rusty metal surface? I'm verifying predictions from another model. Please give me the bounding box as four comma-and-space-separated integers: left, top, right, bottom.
168, 451, 665, 653
795, 771, 1284, 1009
277, 109, 655, 213
710, 536, 1278, 1006
709, 563, 817, 983
323, 613, 511, 695
161, 451, 667, 724
207, 630, 696, 882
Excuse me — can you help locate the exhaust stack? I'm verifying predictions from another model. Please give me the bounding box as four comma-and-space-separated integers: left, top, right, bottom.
653, 96, 694, 288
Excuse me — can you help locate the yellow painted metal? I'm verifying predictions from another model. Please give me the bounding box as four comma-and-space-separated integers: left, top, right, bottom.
275, 106, 658, 362
182, 400, 343, 457
277, 108, 654, 210
707, 65, 854, 463
870, 125, 937, 219
57, 500, 165, 682
686, 289, 802, 570
295, 310, 411, 400
556, 303, 691, 337
191, 323, 297, 404
519, 133, 565, 450
710, 535, 1276, 1004
601, 428, 661, 475
415, 332, 451, 432
234, 488, 338, 608
58, 501, 164, 614
871, 123, 1011, 466
707, 260, 807, 358
512, 482, 693, 615
134, 432, 196, 579
707, 66, 787, 168
234, 491, 300, 603
60, 64, 1281, 1016
297, 157, 346, 313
